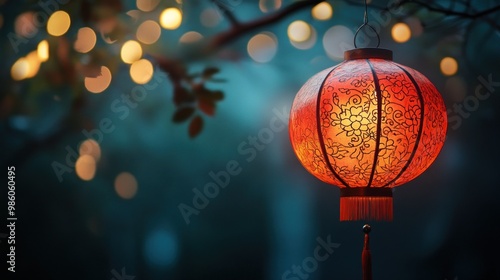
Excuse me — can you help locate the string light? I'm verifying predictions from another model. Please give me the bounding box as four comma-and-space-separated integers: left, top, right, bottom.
312, 2, 333, 21
130, 59, 154, 84
160, 8, 182, 30
121, 40, 143, 64
247, 32, 278, 63
114, 172, 138, 199
137, 20, 161, 44
84, 66, 112, 93
391, 23, 411, 43
37, 40, 49, 62
47, 11, 71, 36
287, 20, 311, 43
74, 27, 97, 53
440, 57, 458, 76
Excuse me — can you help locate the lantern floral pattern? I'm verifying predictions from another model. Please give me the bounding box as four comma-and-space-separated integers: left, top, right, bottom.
289, 49, 447, 220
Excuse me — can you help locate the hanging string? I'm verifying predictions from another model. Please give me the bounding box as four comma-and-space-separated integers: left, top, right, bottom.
354, 0, 380, 48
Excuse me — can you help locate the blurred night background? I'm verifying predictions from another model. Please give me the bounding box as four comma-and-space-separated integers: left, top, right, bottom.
1, 0, 500, 279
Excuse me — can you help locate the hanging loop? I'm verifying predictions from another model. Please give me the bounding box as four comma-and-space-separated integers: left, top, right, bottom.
353, 0, 380, 48
353, 23, 381, 48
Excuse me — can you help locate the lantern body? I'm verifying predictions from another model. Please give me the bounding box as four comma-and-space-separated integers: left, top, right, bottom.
289, 49, 447, 221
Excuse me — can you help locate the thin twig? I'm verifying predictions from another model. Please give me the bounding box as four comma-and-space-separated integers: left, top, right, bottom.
207, 0, 323, 53
212, 0, 240, 27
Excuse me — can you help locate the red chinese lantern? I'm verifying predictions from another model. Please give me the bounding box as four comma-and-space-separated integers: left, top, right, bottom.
289, 48, 447, 221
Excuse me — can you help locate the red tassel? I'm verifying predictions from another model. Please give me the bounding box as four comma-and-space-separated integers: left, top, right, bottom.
362, 224, 373, 280
340, 196, 393, 221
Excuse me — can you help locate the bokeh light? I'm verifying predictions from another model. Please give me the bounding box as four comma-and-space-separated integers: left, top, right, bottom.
11, 57, 29, 81
200, 8, 220, 27
290, 26, 317, 50
160, 8, 182, 30
312, 2, 333, 21
259, 0, 282, 13
114, 172, 138, 199
323, 25, 354, 60
287, 20, 311, 43
440, 56, 458, 76
136, 0, 160, 12
79, 139, 101, 162
75, 155, 96, 181
47, 11, 71, 37
0, 14, 3, 29
25, 51, 41, 78
84, 66, 112, 93
121, 40, 143, 64
37, 40, 49, 62
136, 20, 161, 44
144, 230, 178, 267
15, 12, 37, 37
130, 59, 154, 84
391, 22, 411, 43
247, 32, 277, 63
74, 27, 97, 53
179, 31, 203, 44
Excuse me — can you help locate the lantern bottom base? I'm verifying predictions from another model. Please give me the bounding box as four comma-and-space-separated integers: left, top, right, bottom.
340, 196, 393, 221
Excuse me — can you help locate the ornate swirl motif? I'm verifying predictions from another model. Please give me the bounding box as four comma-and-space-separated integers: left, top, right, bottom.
289, 57, 447, 189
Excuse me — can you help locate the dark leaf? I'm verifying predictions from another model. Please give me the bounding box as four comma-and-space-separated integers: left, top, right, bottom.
189, 115, 203, 138
212, 90, 224, 101
174, 87, 195, 105
172, 107, 195, 123
198, 97, 216, 116
202, 67, 219, 79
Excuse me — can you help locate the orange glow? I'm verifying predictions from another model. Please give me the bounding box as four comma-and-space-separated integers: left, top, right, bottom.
289, 48, 447, 221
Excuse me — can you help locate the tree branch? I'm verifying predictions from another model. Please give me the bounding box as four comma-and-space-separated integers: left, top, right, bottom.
212, 0, 240, 26
404, 0, 500, 19
206, 0, 323, 53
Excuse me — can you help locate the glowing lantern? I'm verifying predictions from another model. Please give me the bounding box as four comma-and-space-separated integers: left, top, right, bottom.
289, 48, 447, 221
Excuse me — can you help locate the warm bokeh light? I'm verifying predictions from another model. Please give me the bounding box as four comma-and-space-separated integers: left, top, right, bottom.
391, 22, 411, 43
323, 25, 354, 59
15, 12, 37, 37
440, 57, 458, 76
259, 0, 282, 13
291, 26, 317, 50
25, 51, 41, 78
114, 172, 138, 199
37, 40, 49, 62
0, 14, 3, 29
75, 155, 96, 181
74, 27, 97, 53
179, 31, 203, 43
130, 59, 154, 84
47, 11, 71, 37
11, 57, 29, 81
121, 40, 143, 64
160, 8, 182, 30
84, 66, 112, 93
79, 139, 101, 162
287, 20, 311, 43
312, 2, 333, 20
137, 20, 161, 44
247, 32, 277, 63
200, 8, 220, 27
136, 0, 160, 12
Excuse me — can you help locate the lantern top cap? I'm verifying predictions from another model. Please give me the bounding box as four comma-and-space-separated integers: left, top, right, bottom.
344, 48, 393, 61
